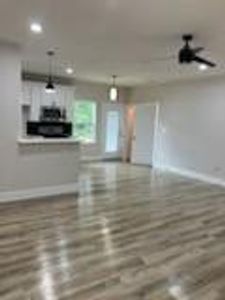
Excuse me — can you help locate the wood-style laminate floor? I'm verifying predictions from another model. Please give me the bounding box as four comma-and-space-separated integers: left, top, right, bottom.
1, 162, 225, 300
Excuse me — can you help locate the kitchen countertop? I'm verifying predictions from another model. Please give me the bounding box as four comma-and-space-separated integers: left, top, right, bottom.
17, 137, 80, 145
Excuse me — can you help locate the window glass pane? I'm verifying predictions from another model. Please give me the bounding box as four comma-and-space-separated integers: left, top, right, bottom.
73, 101, 97, 143
105, 111, 119, 153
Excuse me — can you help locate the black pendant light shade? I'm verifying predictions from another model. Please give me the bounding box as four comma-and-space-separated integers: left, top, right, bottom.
45, 77, 55, 94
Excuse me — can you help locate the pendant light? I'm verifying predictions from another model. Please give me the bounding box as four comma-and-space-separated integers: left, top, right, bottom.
45, 50, 56, 94
109, 75, 118, 102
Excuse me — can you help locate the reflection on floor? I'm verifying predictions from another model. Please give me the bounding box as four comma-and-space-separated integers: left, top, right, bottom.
1, 162, 225, 299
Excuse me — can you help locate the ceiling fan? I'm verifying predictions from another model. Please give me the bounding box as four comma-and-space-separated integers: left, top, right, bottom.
178, 34, 216, 68
122, 34, 217, 69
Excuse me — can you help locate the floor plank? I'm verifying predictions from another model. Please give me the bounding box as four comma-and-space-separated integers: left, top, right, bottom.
1, 162, 225, 299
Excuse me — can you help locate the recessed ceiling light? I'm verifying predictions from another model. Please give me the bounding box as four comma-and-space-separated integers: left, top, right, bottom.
199, 64, 208, 71
30, 22, 43, 34
66, 68, 74, 75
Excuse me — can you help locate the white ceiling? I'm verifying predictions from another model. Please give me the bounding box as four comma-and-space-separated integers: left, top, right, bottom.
1, 0, 225, 86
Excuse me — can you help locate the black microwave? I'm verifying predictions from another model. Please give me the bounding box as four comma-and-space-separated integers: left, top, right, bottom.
27, 121, 73, 138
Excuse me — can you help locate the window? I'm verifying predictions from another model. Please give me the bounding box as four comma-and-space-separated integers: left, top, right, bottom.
72, 101, 97, 143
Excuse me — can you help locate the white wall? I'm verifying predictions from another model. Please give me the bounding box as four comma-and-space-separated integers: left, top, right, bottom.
130, 76, 225, 184
0, 43, 80, 201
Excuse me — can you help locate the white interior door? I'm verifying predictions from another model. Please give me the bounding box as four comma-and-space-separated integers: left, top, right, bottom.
131, 104, 157, 165
102, 103, 124, 159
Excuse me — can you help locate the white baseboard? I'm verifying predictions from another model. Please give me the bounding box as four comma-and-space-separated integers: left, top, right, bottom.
0, 183, 79, 203
81, 156, 122, 163
81, 156, 103, 162
157, 165, 225, 188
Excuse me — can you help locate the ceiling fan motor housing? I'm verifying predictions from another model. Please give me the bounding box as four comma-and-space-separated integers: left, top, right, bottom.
179, 34, 195, 64
179, 48, 195, 64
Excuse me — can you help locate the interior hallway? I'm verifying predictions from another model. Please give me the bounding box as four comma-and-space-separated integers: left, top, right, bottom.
1, 162, 225, 299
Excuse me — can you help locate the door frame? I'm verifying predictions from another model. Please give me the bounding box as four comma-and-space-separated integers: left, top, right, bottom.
131, 102, 159, 166
101, 103, 125, 160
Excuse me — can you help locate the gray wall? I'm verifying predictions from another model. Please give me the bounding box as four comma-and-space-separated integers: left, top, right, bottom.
73, 81, 129, 160
0, 42, 129, 200
130, 76, 225, 183
0, 43, 80, 199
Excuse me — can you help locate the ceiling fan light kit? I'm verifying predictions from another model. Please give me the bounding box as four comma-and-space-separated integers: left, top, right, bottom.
199, 64, 208, 71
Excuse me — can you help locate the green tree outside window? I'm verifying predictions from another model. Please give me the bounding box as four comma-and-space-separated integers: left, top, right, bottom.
73, 101, 97, 143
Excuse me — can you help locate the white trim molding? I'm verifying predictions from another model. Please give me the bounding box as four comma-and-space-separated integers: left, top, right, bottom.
81, 155, 103, 162
158, 165, 225, 188
0, 183, 79, 203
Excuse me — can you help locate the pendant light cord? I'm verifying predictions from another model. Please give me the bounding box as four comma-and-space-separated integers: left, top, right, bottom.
47, 50, 55, 81
112, 75, 117, 87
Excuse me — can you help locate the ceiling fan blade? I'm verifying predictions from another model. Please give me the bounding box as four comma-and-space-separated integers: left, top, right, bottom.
193, 56, 216, 67
193, 47, 204, 54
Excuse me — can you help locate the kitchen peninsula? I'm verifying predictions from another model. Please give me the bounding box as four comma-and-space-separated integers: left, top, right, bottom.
14, 80, 81, 202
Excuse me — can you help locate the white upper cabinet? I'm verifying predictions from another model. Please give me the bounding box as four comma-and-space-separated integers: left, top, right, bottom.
21, 81, 32, 106
21, 81, 75, 121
